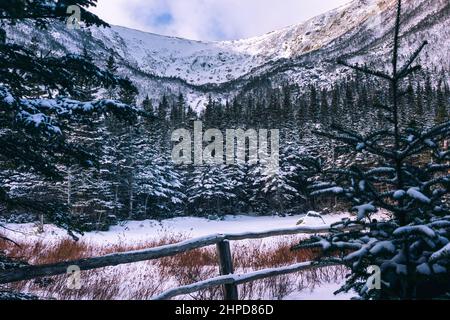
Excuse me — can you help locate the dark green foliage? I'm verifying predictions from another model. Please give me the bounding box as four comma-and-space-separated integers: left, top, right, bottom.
0, 0, 140, 235
293, 0, 450, 300
1, 0, 449, 234
0, 0, 108, 29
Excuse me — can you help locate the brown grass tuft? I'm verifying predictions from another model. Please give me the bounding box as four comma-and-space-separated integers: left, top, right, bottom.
0, 234, 347, 300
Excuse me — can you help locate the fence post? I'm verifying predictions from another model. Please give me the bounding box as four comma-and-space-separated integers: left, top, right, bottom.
216, 240, 238, 300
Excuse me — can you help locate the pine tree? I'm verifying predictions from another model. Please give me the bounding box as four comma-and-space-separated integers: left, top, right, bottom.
0, 1, 140, 234
0, 1, 108, 29
435, 83, 448, 124
118, 77, 138, 105
308, 85, 318, 121
106, 53, 118, 74
142, 95, 153, 114
176, 93, 186, 124
224, 164, 247, 214
157, 94, 169, 120
134, 116, 184, 218
344, 81, 356, 123
105, 53, 119, 100
186, 165, 236, 217
295, 0, 450, 299
282, 85, 293, 122
319, 89, 329, 124
71, 46, 99, 101
415, 83, 424, 117
258, 161, 301, 214
330, 86, 340, 121
0, 27, 5, 44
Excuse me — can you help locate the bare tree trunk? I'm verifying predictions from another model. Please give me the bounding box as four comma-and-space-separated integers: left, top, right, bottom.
390, 0, 413, 300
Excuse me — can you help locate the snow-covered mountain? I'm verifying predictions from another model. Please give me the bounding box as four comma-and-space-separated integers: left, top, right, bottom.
5, 0, 449, 109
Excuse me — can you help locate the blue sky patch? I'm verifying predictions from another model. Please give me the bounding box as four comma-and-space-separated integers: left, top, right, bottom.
154, 12, 174, 26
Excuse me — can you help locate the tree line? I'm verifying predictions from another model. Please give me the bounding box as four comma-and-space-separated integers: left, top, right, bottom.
3, 45, 448, 231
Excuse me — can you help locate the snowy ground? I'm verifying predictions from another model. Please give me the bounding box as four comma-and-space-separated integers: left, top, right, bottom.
3, 213, 348, 245
2, 213, 358, 300
284, 282, 353, 300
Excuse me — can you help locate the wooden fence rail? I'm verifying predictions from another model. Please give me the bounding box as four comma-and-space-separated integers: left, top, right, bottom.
0, 223, 359, 300
153, 261, 342, 300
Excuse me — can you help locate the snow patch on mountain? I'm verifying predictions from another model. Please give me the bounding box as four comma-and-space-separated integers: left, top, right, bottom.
4, 0, 449, 108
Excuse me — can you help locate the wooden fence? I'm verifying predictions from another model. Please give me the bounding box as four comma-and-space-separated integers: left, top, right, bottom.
0, 224, 359, 300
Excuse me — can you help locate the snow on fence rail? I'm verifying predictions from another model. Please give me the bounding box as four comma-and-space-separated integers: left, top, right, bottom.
153, 261, 342, 300
0, 224, 360, 300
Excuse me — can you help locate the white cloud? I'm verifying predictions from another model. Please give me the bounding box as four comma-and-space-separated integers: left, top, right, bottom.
90, 0, 351, 41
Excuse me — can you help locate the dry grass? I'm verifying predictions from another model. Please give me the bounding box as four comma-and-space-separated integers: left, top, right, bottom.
0, 233, 347, 300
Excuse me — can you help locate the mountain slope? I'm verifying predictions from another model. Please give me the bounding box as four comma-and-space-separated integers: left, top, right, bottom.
4, 0, 449, 109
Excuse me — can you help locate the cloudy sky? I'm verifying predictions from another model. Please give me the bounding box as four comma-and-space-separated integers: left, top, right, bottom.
90, 0, 351, 41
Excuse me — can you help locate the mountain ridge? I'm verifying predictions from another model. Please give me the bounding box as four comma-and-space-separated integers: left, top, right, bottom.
4, 0, 449, 109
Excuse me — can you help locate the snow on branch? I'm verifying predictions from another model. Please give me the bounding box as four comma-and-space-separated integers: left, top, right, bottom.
310, 186, 344, 197
315, 127, 396, 159
1, 85, 141, 137
406, 188, 432, 204
19, 96, 140, 118
393, 225, 436, 239
430, 243, 450, 262
353, 203, 377, 220
401, 120, 450, 158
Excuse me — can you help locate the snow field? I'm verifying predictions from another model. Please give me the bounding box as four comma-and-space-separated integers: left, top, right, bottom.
2, 213, 354, 300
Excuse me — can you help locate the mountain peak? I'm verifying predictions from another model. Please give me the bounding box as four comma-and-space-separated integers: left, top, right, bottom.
5, 0, 448, 109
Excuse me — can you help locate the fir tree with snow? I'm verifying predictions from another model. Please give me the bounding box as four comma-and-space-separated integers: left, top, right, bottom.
294, 0, 450, 299
0, 0, 141, 233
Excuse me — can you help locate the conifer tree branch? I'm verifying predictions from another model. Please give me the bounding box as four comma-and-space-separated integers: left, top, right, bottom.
397, 41, 428, 78
337, 60, 392, 81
